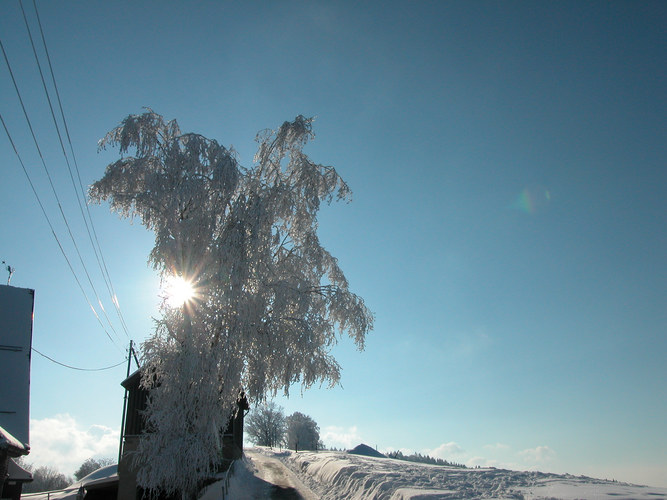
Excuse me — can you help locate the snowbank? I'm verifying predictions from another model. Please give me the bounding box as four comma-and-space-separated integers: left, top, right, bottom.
252, 447, 667, 499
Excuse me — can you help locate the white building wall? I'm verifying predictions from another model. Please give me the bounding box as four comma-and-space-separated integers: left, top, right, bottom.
0, 285, 35, 448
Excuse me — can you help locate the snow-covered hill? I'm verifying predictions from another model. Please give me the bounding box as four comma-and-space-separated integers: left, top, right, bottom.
238, 446, 667, 499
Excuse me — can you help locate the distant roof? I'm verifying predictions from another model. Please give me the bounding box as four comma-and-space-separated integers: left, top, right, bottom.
348, 443, 386, 458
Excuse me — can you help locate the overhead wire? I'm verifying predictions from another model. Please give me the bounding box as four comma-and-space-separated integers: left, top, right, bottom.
28, 0, 133, 340
32, 346, 126, 371
0, 39, 123, 354
0, 110, 123, 354
17, 0, 125, 345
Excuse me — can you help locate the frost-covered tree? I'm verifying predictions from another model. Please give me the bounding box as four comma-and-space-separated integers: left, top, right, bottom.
245, 401, 286, 448
90, 110, 373, 498
286, 412, 320, 451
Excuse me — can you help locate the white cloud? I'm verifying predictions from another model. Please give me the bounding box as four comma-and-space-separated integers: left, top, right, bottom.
426, 441, 465, 459
406, 443, 557, 473
28, 414, 119, 475
483, 442, 511, 452
464, 446, 558, 473
518, 445, 556, 463
321, 425, 364, 450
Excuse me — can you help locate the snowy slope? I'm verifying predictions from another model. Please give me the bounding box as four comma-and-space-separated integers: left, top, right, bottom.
249, 447, 667, 500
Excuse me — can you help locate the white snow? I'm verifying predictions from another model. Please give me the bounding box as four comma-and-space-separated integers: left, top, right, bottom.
520, 478, 667, 500
241, 446, 667, 499
0, 425, 27, 453
198, 451, 318, 500
247, 449, 319, 499
198, 458, 265, 500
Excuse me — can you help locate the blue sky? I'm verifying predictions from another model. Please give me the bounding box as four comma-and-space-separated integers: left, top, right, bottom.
1, 0, 665, 487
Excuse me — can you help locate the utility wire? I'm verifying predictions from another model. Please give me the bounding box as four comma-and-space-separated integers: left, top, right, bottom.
32, 347, 126, 371
17, 2, 125, 344
0, 109, 123, 355
0, 37, 123, 352
28, 0, 132, 340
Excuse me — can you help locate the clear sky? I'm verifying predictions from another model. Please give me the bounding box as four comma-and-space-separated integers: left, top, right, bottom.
1, 0, 665, 488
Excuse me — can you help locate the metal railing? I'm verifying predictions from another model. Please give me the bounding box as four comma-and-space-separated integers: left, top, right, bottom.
220, 459, 238, 500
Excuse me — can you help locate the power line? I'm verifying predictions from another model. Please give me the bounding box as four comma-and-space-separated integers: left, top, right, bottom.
32, 346, 126, 371
0, 109, 123, 354
17, 2, 126, 344
0, 37, 124, 352
27, 0, 132, 340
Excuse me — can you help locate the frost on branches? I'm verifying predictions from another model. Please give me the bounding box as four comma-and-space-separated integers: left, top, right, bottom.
90, 110, 373, 498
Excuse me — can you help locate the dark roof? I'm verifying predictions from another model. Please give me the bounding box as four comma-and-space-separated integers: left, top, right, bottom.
348, 443, 386, 458
121, 369, 142, 389
8, 458, 32, 482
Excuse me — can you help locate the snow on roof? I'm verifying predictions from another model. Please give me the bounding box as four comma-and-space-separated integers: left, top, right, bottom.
0, 425, 29, 455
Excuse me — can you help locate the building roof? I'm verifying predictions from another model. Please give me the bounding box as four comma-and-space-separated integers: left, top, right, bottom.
121, 369, 142, 390
7, 457, 33, 481
0, 424, 29, 456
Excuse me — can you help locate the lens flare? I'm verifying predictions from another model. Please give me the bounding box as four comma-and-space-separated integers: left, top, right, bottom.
163, 275, 195, 308
512, 184, 551, 214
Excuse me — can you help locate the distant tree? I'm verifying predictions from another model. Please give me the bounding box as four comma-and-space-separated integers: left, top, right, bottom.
74, 457, 115, 480
286, 412, 320, 451
245, 401, 286, 448
90, 110, 373, 498
21, 465, 72, 493
385, 450, 467, 468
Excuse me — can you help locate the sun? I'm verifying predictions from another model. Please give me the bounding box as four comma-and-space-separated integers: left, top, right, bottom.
163, 275, 195, 308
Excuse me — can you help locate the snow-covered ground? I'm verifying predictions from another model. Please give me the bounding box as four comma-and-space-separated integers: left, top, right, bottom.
220, 446, 667, 500
199, 450, 318, 499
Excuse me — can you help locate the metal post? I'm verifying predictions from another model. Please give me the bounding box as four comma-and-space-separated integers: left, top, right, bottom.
118, 340, 133, 464
0, 450, 8, 498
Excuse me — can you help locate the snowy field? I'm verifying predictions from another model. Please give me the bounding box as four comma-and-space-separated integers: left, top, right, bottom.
210, 447, 667, 499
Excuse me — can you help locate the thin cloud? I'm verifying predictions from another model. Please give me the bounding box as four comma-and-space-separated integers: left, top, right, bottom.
484, 442, 511, 452
518, 445, 556, 463
321, 425, 364, 450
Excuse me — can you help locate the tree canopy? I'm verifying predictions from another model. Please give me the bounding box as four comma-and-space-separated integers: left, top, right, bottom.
245, 401, 286, 448
74, 457, 114, 481
90, 110, 373, 497
286, 411, 321, 452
